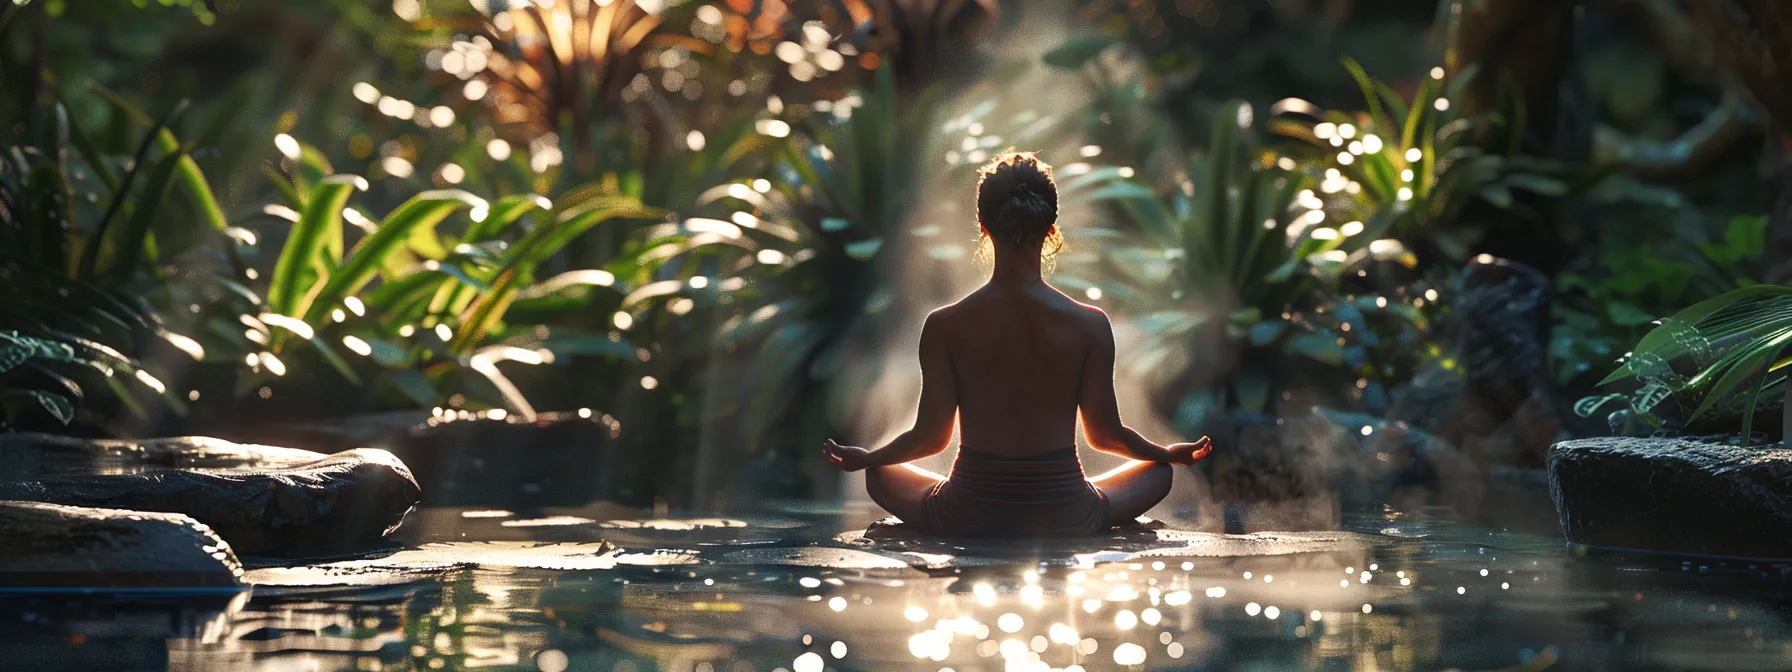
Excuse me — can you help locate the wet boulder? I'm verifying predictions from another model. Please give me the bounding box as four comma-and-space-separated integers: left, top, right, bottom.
1196, 411, 1334, 504
1549, 437, 1792, 558
1390, 257, 1562, 466
0, 432, 321, 480
0, 448, 421, 557
0, 500, 243, 588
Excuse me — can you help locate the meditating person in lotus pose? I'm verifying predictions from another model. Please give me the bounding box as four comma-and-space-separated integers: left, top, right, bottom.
821, 151, 1213, 537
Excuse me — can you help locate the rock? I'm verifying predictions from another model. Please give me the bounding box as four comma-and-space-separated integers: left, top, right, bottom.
389, 411, 622, 508
0, 432, 321, 480
1171, 410, 1346, 533
244, 410, 433, 453
1390, 257, 1562, 466
1196, 411, 1331, 503
0, 448, 421, 557
1549, 437, 1792, 558
0, 500, 243, 588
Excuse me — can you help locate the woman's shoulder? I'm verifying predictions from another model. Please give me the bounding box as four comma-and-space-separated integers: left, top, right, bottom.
931, 287, 1110, 330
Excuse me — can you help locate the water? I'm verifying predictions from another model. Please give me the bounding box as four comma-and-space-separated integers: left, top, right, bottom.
7, 492, 1792, 672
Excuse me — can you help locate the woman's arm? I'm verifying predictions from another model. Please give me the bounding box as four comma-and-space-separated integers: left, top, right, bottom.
823, 312, 959, 471
1076, 310, 1211, 465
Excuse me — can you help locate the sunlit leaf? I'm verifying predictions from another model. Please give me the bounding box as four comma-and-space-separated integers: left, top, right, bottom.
1287, 331, 1345, 365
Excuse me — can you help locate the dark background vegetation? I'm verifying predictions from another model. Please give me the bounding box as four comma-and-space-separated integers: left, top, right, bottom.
2, 0, 1789, 508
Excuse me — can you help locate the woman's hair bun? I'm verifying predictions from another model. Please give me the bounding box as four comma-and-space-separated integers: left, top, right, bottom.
976, 152, 1058, 251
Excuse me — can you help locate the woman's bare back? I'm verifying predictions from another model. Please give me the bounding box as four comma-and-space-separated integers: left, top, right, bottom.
931, 282, 1102, 456
819, 151, 1210, 536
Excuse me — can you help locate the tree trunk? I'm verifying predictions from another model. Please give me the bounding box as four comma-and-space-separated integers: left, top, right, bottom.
1686, 1, 1792, 285
1444, 0, 1582, 155
1771, 135, 1792, 285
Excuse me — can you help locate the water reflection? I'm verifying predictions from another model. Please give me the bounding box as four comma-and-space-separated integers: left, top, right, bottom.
8, 505, 1792, 670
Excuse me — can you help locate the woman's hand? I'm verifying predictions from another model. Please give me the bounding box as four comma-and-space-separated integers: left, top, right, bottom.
1165, 436, 1213, 466
822, 439, 874, 472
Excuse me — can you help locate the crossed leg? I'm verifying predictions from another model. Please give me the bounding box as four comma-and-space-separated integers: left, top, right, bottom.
867, 459, 1171, 530
1088, 460, 1173, 527
864, 463, 947, 525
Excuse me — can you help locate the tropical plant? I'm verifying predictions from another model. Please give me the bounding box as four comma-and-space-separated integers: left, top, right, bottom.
1580, 284, 1792, 444
439, 0, 759, 167
1079, 0, 1437, 116
1551, 213, 1764, 388
1039, 33, 1181, 186
1068, 99, 1428, 434
0, 98, 233, 429
244, 140, 664, 418
712, 66, 939, 447
1267, 57, 1598, 267
817, 0, 1001, 91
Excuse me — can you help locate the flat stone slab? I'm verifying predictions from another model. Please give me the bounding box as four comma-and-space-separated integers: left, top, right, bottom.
0, 448, 421, 557
0, 500, 243, 589
832, 517, 1370, 570
1549, 437, 1792, 558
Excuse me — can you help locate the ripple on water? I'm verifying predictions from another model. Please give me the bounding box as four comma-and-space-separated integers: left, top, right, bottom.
242, 541, 622, 589
834, 519, 1372, 569
501, 516, 597, 527
612, 549, 702, 566
596, 516, 813, 548
721, 547, 915, 571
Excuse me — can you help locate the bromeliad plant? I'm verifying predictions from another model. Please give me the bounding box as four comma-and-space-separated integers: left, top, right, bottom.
1579, 285, 1792, 444
1068, 99, 1428, 434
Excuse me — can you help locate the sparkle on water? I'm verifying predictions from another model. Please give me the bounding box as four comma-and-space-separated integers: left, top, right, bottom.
17, 491, 1792, 671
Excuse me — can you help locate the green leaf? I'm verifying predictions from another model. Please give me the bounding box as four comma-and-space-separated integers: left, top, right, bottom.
303, 190, 486, 324
1233, 369, 1270, 413
1478, 184, 1514, 209
88, 85, 227, 232
0, 338, 30, 373
1248, 319, 1288, 347
1621, 286, 1792, 372
844, 238, 883, 261
78, 99, 189, 279
56, 100, 119, 193
1701, 214, 1767, 265
1340, 55, 1392, 142
387, 370, 438, 407
1688, 336, 1787, 421
1043, 35, 1119, 70
96, 150, 184, 283
1503, 173, 1567, 196
29, 390, 75, 425
464, 194, 551, 243
269, 175, 365, 317
1078, 180, 1158, 203
363, 337, 411, 368
1606, 301, 1655, 327
1286, 331, 1345, 365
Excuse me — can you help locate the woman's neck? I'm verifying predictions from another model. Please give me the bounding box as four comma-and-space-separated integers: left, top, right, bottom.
989, 246, 1044, 287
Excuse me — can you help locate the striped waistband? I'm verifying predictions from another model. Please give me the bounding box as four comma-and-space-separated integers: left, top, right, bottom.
944, 445, 1090, 503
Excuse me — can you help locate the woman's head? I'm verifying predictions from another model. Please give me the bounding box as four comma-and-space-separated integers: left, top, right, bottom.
976, 152, 1059, 256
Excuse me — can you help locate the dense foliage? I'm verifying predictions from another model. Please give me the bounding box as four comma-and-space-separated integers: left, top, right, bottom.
4, 0, 1790, 501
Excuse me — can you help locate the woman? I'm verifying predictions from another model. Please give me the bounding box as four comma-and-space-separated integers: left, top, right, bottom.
821, 152, 1213, 537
